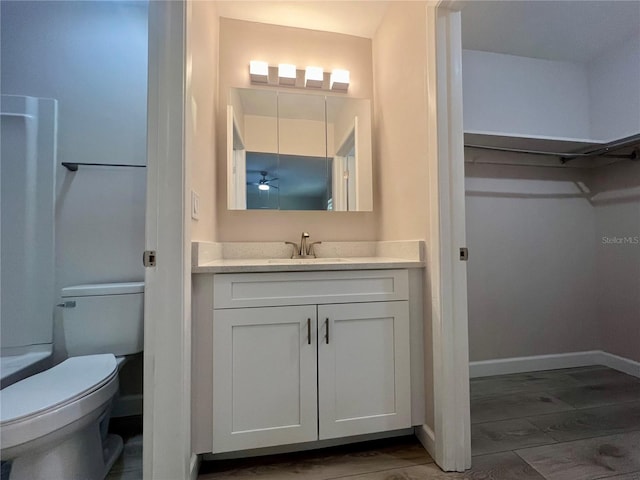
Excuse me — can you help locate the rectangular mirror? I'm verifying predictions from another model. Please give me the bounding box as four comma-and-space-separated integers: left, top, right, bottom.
227, 88, 372, 211
326, 95, 373, 211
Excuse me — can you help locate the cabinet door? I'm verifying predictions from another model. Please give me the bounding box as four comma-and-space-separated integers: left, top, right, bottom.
212, 306, 317, 453
317, 301, 411, 440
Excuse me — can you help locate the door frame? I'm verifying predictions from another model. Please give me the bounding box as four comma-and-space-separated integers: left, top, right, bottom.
422, 3, 471, 472
144, 1, 195, 479
142, 1, 471, 477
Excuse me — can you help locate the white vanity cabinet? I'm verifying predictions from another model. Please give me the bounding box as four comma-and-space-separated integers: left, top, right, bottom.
211, 270, 411, 454
316, 301, 410, 441
212, 305, 319, 452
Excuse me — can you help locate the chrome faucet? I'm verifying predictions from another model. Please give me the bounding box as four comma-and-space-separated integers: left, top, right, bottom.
285, 232, 321, 258
299, 232, 310, 258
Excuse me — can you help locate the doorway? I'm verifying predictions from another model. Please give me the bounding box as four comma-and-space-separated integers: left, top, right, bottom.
459, 0, 640, 475
1, 1, 149, 478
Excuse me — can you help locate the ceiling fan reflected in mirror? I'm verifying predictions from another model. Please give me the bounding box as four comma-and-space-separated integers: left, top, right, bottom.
247, 171, 279, 191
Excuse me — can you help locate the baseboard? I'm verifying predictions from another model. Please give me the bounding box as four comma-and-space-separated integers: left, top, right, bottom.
414, 424, 436, 461
469, 351, 602, 378
599, 351, 640, 378
190, 453, 200, 480
469, 350, 640, 379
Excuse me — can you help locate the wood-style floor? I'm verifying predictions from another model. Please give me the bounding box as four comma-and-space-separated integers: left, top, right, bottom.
196, 366, 640, 480
106, 417, 143, 480
100, 366, 640, 480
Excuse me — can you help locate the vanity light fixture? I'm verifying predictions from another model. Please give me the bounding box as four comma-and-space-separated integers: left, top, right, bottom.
258, 184, 270, 191
249, 60, 269, 83
278, 63, 297, 86
330, 69, 350, 91
249, 62, 350, 92
305, 66, 324, 88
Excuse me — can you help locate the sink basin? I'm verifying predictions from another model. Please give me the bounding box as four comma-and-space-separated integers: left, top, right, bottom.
267, 257, 351, 264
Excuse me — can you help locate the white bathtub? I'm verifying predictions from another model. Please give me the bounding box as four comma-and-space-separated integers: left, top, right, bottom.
1, 344, 53, 388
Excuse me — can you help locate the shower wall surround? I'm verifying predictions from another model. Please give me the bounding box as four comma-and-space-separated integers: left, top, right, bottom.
0, 95, 57, 351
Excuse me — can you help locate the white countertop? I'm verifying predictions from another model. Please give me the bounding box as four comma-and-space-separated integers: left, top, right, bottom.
193, 256, 424, 273
191, 240, 425, 273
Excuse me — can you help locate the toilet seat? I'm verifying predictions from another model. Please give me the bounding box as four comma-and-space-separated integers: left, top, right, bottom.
0, 354, 118, 451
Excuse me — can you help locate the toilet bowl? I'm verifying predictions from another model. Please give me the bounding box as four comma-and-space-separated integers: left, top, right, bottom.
0, 355, 122, 480
0, 282, 143, 480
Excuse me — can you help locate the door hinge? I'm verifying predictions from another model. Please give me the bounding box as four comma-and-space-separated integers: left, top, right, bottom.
56, 301, 76, 308
459, 247, 469, 261
143, 250, 157, 267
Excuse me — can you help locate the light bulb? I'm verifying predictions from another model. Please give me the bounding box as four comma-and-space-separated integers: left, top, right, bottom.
330, 69, 350, 91
305, 66, 324, 88
278, 63, 297, 86
249, 60, 269, 83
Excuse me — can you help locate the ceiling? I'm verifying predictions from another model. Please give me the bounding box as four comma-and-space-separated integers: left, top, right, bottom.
460, 1, 640, 63
216, 1, 389, 39
217, 1, 639, 63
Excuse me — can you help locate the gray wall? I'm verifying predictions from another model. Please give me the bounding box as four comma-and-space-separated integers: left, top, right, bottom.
466, 158, 640, 363
593, 162, 640, 362
1, 0, 147, 356
465, 161, 599, 361
588, 32, 640, 141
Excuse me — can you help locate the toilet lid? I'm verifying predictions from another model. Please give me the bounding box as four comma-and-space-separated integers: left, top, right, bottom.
0, 354, 117, 424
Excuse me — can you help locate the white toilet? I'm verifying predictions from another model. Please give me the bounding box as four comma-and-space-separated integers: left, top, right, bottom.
0, 282, 144, 480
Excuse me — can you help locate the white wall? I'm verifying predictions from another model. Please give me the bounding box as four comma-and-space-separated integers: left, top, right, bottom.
188, 0, 219, 242
592, 162, 640, 363
188, 0, 219, 455
463, 35, 640, 144
465, 161, 600, 361
588, 32, 640, 141
462, 50, 591, 140
1, 1, 148, 363
372, 0, 433, 430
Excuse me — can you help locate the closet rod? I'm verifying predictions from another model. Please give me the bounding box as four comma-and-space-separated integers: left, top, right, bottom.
62, 162, 146, 172
464, 144, 591, 158
560, 133, 640, 163
465, 160, 589, 169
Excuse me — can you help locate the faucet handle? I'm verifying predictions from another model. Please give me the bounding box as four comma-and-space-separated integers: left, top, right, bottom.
285, 241, 299, 258
307, 241, 322, 258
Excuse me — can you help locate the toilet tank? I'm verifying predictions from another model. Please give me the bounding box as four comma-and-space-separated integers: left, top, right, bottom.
61, 282, 144, 357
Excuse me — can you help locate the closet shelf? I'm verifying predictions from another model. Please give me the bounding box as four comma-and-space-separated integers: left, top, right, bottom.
62, 162, 146, 172
464, 131, 640, 164
464, 131, 600, 154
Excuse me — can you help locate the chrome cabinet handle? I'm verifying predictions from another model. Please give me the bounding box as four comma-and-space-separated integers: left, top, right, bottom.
307, 318, 311, 345
325, 318, 329, 344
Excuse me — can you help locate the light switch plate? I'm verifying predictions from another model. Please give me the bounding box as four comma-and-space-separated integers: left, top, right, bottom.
191, 190, 200, 220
